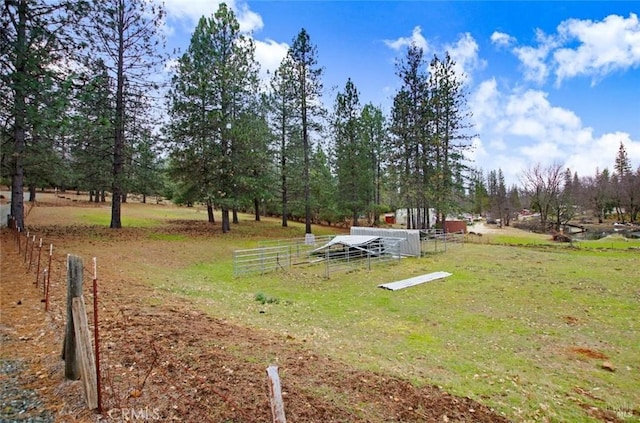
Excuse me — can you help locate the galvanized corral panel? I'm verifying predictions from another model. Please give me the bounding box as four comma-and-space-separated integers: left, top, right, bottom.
378, 271, 452, 291
350, 227, 421, 257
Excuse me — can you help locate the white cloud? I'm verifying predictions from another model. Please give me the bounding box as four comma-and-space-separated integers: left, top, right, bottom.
445, 33, 486, 83
161, 0, 217, 24
491, 31, 516, 48
254, 38, 289, 82
162, 0, 263, 33
384, 26, 429, 52
507, 13, 640, 85
470, 78, 500, 131
470, 79, 640, 184
235, 2, 263, 33
553, 13, 640, 85
161, 0, 276, 84
512, 29, 558, 84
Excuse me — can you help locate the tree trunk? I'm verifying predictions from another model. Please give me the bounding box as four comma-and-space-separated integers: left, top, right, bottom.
206, 201, 215, 223
28, 185, 36, 202
222, 207, 230, 233
10, 0, 27, 231
280, 135, 289, 228
301, 80, 311, 235
89, 191, 94, 202
281, 158, 288, 227
232, 208, 239, 224
254, 198, 260, 221
110, 3, 125, 229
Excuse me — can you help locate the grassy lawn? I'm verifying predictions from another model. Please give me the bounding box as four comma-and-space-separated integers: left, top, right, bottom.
150, 222, 639, 422
25, 201, 640, 421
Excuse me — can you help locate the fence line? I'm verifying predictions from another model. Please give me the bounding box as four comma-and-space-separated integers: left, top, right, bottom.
233, 245, 294, 276
420, 229, 465, 254
235, 235, 406, 278
4, 216, 102, 412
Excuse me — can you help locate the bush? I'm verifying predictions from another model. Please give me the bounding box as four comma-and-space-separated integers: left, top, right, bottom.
254, 292, 279, 305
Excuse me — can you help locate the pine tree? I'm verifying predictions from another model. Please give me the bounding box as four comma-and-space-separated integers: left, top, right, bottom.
428, 53, 474, 226
289, 28, 324, 235
69, 58, 113, 201
167, 3, 259, 232
390, 44, 430, 229
310, 146, 338, 225
360, 103, 387, 225
269, 53, 300, 227
83, 0, 166, 228
332, 78, 370, 226
2, 0, 84, 229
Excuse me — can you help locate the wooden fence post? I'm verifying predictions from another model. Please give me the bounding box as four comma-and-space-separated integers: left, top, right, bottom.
72, 296, 98, 409
63, 254, 83, 380
266, 365, 287, 423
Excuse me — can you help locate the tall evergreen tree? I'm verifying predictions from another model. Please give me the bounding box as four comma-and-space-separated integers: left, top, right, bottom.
167, 3, 259, 232
129, 129, 164, 203
428, 53, 474, 226
84, 0, 166, 228
390, 44, 430, 229
389, 45, 473, 230
487, 169, 507, 226
289, 28, 324, 235
468, 168, 488, 216
2, 0, 83, 229
69, 58, 113, 201
309, 146, 338, 225
269, 53, 300, 227
360, 103, 387, 225
332, 78, 370, 226
612, 142, 638, 222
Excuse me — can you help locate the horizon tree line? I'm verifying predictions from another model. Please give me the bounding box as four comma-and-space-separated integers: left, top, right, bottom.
3, 1, 639, 232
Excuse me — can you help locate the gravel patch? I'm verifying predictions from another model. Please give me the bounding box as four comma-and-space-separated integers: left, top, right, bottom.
0, 359, 54, 423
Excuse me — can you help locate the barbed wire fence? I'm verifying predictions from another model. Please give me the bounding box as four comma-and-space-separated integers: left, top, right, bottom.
3, 216, 270, 421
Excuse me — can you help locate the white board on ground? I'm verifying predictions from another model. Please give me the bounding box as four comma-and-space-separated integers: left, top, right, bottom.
378, 271, 452, 291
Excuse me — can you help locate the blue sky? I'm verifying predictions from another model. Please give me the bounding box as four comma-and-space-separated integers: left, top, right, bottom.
160, 1, 640, 186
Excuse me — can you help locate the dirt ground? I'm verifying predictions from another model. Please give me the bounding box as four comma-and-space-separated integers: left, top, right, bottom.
1, 198, 510, 422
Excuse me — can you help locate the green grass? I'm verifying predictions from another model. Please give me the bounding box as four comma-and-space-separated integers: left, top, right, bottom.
151, 230, 639, 422
147, 233, 187, 241
575, 233, 640, 250
34, 200, 637, 422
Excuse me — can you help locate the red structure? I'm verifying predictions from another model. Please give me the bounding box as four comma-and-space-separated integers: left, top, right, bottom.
444, 220, 467, 234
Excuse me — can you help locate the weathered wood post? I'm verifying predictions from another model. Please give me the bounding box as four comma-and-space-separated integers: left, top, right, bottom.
72, 296, 98, 409
63, 254, 84, 380
266, 365, 287, 423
